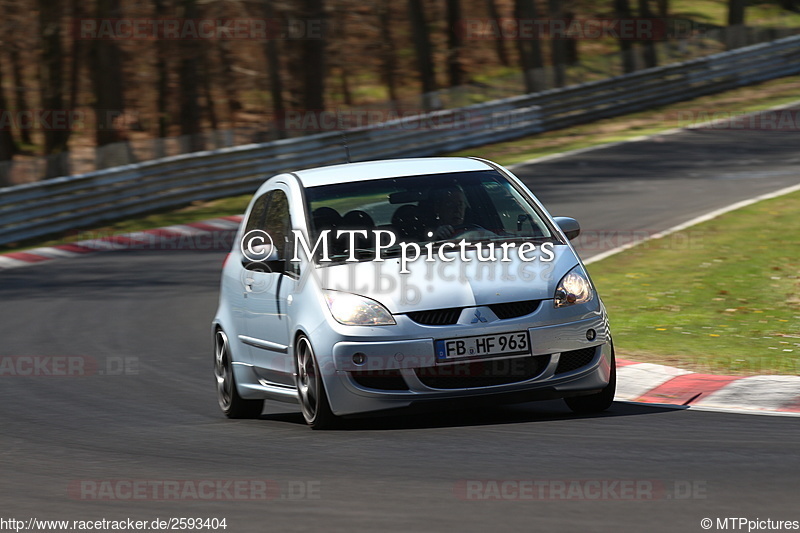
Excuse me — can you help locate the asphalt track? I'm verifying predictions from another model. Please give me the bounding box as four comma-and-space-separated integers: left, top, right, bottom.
1, 125, 799, 532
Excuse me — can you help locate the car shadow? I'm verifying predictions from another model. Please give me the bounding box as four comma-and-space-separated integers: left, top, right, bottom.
258, 400, 685, 431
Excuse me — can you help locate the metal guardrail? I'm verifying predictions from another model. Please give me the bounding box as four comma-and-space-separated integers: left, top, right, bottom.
1, 35, 800, 246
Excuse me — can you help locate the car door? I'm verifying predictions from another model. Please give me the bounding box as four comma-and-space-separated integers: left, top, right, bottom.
241, 186, 296, 386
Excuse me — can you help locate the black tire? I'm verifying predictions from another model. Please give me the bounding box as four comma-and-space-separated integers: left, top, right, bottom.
564, 347, 616, 414
294, 335, 339, 430
214, 329, 264, 419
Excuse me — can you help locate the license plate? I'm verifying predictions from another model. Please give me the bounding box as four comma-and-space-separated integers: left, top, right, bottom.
435, 331, 531, 362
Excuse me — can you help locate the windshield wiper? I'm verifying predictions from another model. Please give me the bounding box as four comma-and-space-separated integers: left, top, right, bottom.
325, 248, 378, 263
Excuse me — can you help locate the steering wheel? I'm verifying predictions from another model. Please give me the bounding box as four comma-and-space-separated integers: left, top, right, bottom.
450, 223, 496, 239
452, 223, 481, 233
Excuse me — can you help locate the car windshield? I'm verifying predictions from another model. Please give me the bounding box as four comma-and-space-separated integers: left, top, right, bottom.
303, 170, 560, 263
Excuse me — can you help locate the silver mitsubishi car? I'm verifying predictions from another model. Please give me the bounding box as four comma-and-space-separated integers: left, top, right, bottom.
213, 157, 615, 428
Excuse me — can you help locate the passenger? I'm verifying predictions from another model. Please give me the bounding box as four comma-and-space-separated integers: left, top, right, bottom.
427, 185, 468, 240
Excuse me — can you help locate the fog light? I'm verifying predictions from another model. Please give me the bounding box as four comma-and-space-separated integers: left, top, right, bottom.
352, 352, 366, 365
586, 329, 596, 341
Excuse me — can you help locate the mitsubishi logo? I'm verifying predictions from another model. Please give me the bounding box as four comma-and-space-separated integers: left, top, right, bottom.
471, 310, 487, 323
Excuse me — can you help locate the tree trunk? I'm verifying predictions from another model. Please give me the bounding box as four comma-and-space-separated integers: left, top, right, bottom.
38, 0, 71, 178
216, 39, 242, 126
728, 0, 746, 25
6, 1, 31, 146
407, 0, 439, 110
339, 67, 353, 106
264, 0, 286, 138
445, 0, 465, 87
379, 0, 399, 107
9, 49, 31, 146
89, 0, 125, 148
485, 0, 509, 67
0, 60, 16, 169
178, 0, 203, 151
615, 0, 637, 74
564, 10, 579, 66
514, 0, 544, 93
299, 0, 327, 111
154, 0, 170, 139
68, 0, 83, 123
200, 59, 218, 131
727, 0, 747, 49
548, 0, 566, 87
638, 0, 658, 68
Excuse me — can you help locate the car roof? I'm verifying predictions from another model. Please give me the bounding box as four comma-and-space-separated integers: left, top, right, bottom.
291, 157, 494, 188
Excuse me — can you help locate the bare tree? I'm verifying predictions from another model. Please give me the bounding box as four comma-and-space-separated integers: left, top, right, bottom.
728, 0, 746, 25
514, 0, 544, 93
378, 0, 399, 105
5, 2, 32, 146
8, 49, 31, 146
68, 0, 84, 125
89, 0, 126, 147
727, 0, 747, 49
200, 58, 218, 130
154, 0, 171, 139
178, 0, 202, 150
216, 39, 242, 126
299, 0, 327, 111
615, 0, 637, 74
263, 0, 286, 138
548, 0, 566, 87
407, 0, 438, 109
638, 0, 658, 68
38, 0, 71, 178
485, 0, 509, 66
0, 59, 16, 170
564, 8, 580, 66
445, 0, 465, 87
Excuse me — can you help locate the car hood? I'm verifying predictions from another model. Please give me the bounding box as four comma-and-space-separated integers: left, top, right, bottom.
314, 244, 580, 314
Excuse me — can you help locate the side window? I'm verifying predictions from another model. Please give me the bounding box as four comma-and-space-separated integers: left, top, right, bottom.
482, 180, 549, 237
263, 190, 291, 259
244, 193, 270, 234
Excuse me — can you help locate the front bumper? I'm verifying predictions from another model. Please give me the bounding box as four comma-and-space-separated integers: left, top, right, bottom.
321, 316, 612, 416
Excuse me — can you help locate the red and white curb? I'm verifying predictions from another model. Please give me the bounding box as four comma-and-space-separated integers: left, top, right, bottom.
615, 359, 800, 416
0, 215, 244, 271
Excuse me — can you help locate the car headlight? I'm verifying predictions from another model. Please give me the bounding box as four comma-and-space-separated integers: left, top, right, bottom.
554, 265, 594, 308
323, 290, 396, 326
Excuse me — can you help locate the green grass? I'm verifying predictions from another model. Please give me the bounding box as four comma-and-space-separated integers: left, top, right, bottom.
589, 190, 800, 375
671, 0, 800, 27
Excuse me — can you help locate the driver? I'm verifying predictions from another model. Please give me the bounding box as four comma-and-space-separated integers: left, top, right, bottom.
428, 185, 468, 240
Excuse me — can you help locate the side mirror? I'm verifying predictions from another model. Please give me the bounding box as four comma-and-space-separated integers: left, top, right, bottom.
240, 242, 288, 273
241, 258, 287, 274
553, 217, 580, 241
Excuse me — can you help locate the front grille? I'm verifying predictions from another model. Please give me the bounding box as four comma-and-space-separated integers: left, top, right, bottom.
349, 369, 409, 391
407, 301, 541, 325
415, 355, 550, 389
555, 347, 597, 374
406, 307, 462, 326
489, 300, 540, 319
